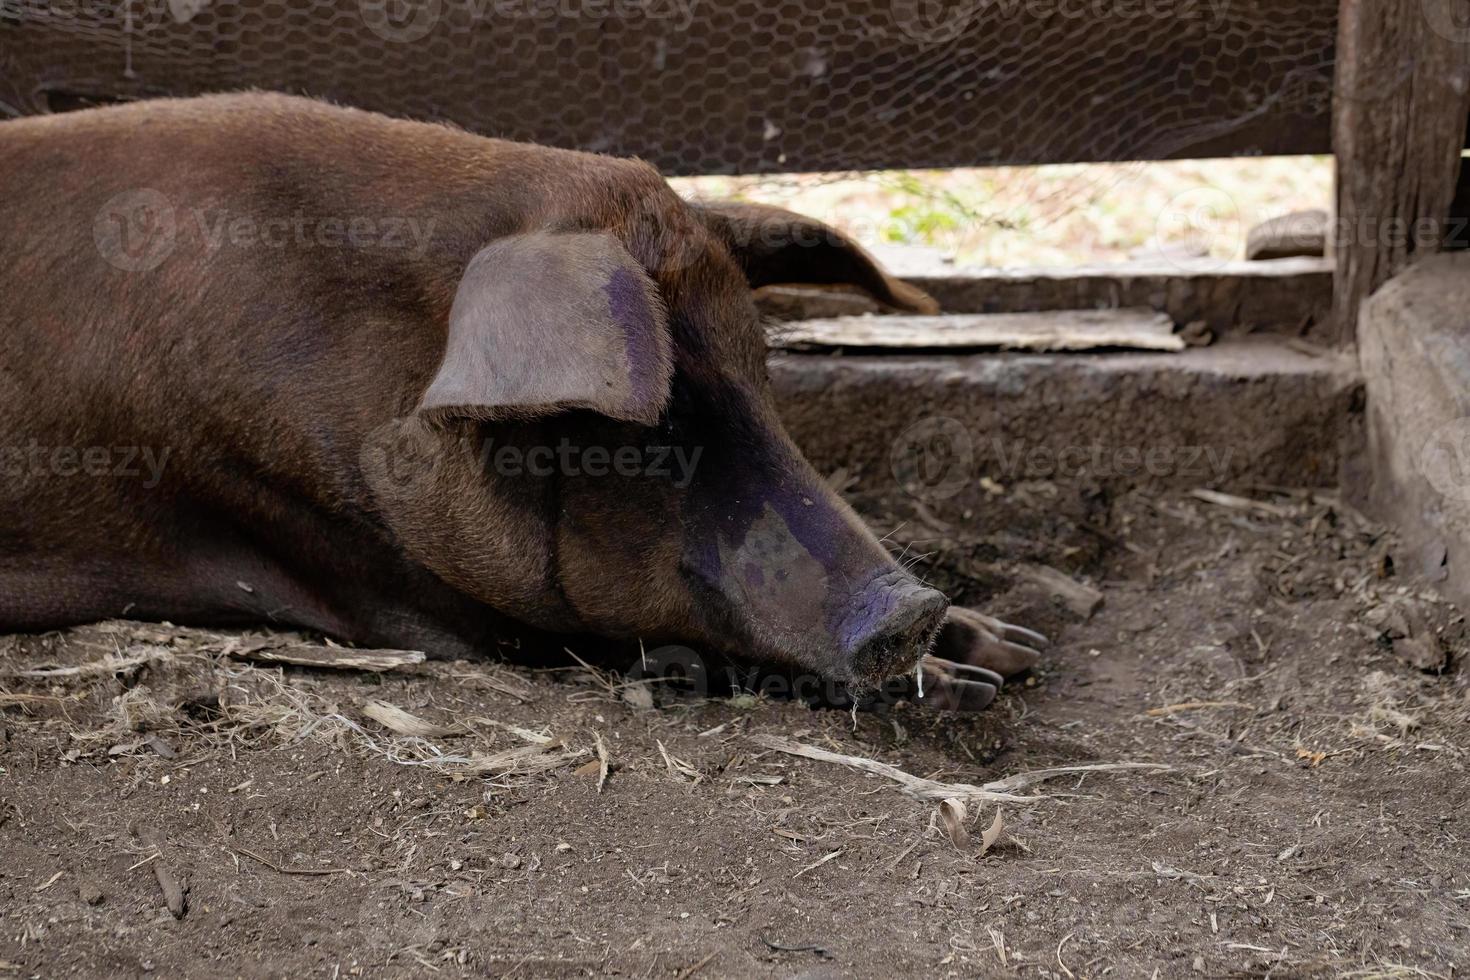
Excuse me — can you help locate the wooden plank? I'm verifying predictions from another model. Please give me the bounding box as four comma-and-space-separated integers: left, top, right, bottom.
772, 309, 1183, 353
1333, 0, 1470, 337
226, 643, 426, 671
758, 259, 1336, 343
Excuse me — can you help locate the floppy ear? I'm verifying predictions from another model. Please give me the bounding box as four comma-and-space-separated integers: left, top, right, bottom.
696, 201, 940, 315
418, 231, 672, 425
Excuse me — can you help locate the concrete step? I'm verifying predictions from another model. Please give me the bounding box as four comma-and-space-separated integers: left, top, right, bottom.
757, 256, 1335, 343
772, 337, 1362, 494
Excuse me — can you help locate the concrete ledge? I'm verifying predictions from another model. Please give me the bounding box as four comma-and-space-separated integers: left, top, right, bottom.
910, 259, 1335, 343
773, 338, 1361, 494
1357, 252, 1470, 603
757, 256, 1335, 343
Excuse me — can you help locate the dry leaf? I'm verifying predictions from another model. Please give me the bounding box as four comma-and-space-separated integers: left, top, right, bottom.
979, 809, 1004, 857
360, 699, 452, 737
462, 742, 587, 777
593, 731, 610, 794
621, 683, 655, 710
1295, 747, 1326, 767
938, 798, 970, 850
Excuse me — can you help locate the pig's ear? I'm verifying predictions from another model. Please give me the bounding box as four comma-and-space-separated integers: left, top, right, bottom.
696, 201, 939, 314
417, 232, 672, 426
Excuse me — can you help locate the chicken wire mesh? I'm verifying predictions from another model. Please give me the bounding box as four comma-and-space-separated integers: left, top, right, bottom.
0, 0, 1337, 174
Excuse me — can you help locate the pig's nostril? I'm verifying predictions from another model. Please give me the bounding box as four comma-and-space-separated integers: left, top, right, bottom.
846, 586, 949, 684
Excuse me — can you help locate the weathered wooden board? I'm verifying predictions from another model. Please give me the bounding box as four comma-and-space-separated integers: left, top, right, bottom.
1333, 0, 1470, 336
772, 309, 1183, 352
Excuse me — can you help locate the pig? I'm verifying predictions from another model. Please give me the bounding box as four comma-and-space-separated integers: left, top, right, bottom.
0, 93, 1043, 710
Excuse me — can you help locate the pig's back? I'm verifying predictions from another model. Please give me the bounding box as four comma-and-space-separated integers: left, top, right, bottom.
0, 94, 651, 632
0, 94, 577, 502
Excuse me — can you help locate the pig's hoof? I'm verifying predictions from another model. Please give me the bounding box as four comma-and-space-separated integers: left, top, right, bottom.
918, 656, 1003, 711
931, 606, 1047, 681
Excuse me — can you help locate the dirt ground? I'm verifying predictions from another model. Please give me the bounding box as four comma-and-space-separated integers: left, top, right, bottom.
3, 480, 1468, 979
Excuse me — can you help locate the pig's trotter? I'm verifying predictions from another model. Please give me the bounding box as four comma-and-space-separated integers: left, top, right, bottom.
918, 606, 1047, 710
919, 656, 1003, 711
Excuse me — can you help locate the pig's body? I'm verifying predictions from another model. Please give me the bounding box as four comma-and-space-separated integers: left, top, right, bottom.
0, 94, 1040, 707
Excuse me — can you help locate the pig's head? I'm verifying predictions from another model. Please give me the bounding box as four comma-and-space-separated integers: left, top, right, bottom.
364, 191, 950, 690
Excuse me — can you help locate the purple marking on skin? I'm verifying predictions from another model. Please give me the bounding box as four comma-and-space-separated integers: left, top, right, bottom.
677, 382, 919, 655
603, 267, 660, 409
682, 390, 865, 586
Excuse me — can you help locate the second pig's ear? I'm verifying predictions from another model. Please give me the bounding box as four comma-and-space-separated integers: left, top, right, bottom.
417, 232, 672, 426
696, 201, 940, 314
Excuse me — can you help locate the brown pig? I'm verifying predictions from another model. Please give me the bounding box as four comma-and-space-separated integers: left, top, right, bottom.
0, 94, 1042, 709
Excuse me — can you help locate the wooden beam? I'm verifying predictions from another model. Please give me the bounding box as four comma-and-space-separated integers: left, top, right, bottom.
1333, 0, 1470, 338
772, 309, 1184, 353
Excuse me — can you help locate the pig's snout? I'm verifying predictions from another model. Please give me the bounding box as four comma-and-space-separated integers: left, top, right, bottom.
839, 573, 949, 685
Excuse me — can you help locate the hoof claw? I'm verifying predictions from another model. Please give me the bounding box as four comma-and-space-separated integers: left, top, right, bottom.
915, 606, 1047, 712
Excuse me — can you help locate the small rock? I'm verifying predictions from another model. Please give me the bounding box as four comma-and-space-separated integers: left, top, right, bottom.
1396, 633, 1447, 672
1247, 209, 1328, 260
79, 880, 105, 905
500, 852, 522, 870
1179, 320, 1214, 347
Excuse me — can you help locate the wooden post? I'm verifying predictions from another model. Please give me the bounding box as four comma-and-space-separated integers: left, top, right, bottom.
1334, 0, 1470, 341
